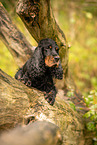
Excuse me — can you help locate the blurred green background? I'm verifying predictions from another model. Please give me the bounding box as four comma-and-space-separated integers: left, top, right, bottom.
0, 0, 97, 97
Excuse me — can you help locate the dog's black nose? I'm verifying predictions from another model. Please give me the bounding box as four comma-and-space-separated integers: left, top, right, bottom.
54, 56, 60, 62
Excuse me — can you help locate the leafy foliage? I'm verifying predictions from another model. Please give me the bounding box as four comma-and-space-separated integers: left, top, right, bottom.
83, 90, 97, 137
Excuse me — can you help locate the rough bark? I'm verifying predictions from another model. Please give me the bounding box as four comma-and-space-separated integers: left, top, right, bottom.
0, 2, 35, 67
0, 69, 87, 145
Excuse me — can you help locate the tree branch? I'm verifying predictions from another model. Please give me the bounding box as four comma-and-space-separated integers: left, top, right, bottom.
0, 2, 34, 67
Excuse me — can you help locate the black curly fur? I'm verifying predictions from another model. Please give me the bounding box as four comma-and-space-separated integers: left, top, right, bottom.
15, 38, 63, 105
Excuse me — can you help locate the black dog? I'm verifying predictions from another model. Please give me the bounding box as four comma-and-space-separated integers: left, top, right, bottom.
15, 38, 63, 105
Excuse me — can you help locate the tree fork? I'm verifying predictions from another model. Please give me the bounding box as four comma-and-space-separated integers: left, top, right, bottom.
0, 1, 87, 110
16, 0, 69, 77
16, 0, 87, 109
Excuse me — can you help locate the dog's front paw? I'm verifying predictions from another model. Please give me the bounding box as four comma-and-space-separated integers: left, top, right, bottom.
44, 91, 56, 106
20, 75, 31, 87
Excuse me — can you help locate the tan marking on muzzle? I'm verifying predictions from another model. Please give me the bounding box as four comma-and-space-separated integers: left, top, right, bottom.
45, 56, 59, 67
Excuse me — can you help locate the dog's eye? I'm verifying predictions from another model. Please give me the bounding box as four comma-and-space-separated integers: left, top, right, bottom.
49, 45, 52, 49
56, 47, 59, 52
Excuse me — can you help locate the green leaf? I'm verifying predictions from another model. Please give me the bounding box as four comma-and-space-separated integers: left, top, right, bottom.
90, 90, 96, 95
88, 95, 93, 101
87, 122, 95, 131
85, 12, 93, 19
84, 112, 91, 118
90, 104, 97, 110
67, 91, 74, 97
68, 101, 76, 111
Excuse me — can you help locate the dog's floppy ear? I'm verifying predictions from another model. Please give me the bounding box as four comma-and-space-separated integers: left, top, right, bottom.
38, 39, 45, 48
32, 43, 45, 70
33, 46, 43, 59
33, 39, 47, 61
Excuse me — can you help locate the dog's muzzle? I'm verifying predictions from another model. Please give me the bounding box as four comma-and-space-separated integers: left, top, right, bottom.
45, 55, 60, 67
54, 56, 60, 63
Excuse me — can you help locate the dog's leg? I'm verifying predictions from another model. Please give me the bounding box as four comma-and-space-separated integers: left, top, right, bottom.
15, 69, 31, 87
44, 88, 57, 106
44, 76, 57, 105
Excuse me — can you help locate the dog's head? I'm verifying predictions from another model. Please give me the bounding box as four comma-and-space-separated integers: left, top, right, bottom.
38, 38, 60, 68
